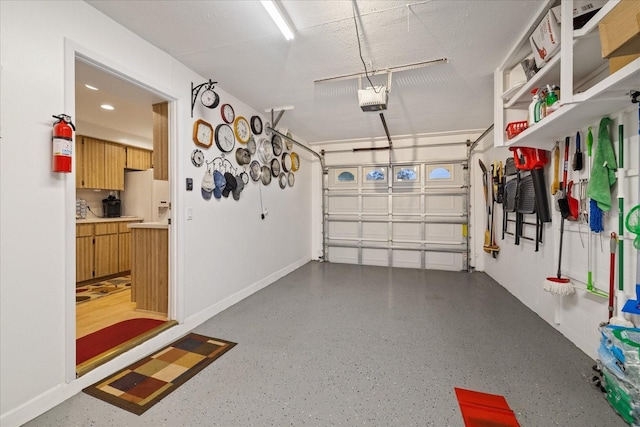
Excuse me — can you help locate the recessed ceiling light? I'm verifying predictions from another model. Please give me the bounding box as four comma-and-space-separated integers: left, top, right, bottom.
100, 104, 115, 111
85, 84, 99, 91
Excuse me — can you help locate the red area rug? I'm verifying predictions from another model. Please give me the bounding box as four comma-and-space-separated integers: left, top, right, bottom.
77, 318, 167, 365
455, 387, 520, 427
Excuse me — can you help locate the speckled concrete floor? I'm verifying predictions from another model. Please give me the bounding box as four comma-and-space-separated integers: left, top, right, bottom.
25, 262, 625, 426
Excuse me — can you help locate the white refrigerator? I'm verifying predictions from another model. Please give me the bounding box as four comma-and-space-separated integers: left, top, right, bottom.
122, 169, 170, 223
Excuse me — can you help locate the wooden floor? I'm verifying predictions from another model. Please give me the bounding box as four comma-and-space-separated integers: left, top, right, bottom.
76, 288, 167, 339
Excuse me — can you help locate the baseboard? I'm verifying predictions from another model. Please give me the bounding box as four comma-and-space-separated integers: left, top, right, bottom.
184, 257, 310, 327
0, 257, 310, 427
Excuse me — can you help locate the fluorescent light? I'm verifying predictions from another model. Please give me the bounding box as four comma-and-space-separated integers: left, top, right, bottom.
100, 104, 115, 110
85, 84, 99, 91
260, 0, 294, 40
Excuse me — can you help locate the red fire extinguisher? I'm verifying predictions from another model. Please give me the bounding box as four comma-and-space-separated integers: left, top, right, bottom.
52, 114, 75, 173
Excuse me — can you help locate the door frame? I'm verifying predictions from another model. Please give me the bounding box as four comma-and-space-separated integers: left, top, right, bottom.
64, 39, 182, 383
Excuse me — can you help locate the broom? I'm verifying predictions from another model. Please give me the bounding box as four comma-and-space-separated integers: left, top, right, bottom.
544, 213, 575, 295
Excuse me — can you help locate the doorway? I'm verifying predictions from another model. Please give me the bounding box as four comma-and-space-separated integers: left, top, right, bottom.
73, 57, 175, 375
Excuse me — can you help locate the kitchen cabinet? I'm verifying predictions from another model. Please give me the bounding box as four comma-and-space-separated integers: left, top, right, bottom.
94, 222, 119, 278
494, 0, 640, 149
118, 222, 132, 271
75, 219, 141, 283
126, 146, 153, 171
76, 224, 94, 282
152, 102, 169, 181
76, 136, 126, 190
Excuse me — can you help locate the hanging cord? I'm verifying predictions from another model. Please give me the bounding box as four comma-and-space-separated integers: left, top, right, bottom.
352, 2, 380, 93
259, 183, 266, 220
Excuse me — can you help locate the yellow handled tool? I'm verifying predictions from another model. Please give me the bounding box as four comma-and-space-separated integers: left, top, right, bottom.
551, 141, 560, 195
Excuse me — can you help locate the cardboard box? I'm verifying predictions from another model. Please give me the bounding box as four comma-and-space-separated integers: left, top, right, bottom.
599, 0, 640, 58
552, 1, 606, 28
609, 53, 640, 74
529, 10, 561, 68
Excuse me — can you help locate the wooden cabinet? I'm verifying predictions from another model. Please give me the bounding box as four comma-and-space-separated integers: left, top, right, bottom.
76, 136, 126, 190
118, 222, 133, 272
76, 224, 94, 282
94, 222, 119, 278
126, 146, 153, 171
152, 102, 169, 181
76, 220, 140, 283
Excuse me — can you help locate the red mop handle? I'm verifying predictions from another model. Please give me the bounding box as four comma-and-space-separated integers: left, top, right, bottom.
609, 232, 617, 320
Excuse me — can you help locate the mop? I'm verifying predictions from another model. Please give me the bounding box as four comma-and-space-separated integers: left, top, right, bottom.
544, 213, 575, 296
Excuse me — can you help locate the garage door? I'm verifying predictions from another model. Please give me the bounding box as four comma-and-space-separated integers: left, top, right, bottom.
324, 161, 469, 271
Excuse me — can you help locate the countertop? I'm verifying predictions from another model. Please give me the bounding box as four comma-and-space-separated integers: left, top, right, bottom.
128, 222, 169, 229
76, 216, 143, 224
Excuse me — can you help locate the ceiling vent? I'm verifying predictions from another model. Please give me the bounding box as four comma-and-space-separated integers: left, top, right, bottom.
358, 86, 387, 112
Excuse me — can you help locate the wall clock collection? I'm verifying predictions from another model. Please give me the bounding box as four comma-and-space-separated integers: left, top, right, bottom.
190, 80, 299, 200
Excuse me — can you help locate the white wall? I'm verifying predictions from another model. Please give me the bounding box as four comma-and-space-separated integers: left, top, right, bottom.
0, 2, 311, 426
480, 109, 639, 358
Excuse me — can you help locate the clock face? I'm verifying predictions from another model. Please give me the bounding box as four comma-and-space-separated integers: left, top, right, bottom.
201, 89, 219, 109
291, 152, 300, 171
272, 135, 283, 156
288, 171, 295, 187
193, 119, 213, 148
250, 116, 263, 134
215, 123, 235, 153
270, 158, 281, 177
234, 116, 251, 144
221, 104, 235, 123
264, 121, 272, 136
278, 172, 287, 189
249, 160, 261, 181
285, 131, 293, 150
191, 149, 204, 167
247, 135, 256, 155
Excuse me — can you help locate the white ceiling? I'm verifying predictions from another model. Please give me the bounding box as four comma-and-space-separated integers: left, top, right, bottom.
82, 0, 543, 145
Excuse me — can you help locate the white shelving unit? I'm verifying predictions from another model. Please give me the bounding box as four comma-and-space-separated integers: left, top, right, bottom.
494, 0, 639, 149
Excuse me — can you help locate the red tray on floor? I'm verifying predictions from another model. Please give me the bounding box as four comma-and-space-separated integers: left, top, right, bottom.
455, 387, 520, 427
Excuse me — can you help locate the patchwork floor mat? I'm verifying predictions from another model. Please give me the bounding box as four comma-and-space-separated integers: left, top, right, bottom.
76, 276, 131, 304
83, 333, 236, 415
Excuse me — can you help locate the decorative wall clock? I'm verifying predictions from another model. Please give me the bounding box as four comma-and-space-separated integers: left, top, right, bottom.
234, 116, 251, 144
221, 104, 235, 124
250, 115, 263, 135
193, 119, 213, 148
215, 123, 235, 153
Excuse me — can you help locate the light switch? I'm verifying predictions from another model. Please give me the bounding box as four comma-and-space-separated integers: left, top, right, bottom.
186, 178, 193, 191
186, 207, 193, 220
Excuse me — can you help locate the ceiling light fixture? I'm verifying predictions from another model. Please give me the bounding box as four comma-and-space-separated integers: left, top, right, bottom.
85, 84, 99, 91
100, 104, 115, 111
260, 0, 294, 40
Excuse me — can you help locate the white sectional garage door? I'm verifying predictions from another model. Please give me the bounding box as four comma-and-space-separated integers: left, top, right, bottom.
324, 161, 469, 271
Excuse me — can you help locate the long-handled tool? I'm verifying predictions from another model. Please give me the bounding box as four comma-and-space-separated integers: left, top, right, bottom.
490, 161, 500, 257
572, 131, 583, 171
558, 137, 573, 219
544, 213, 575, 295
479, 160, 491, 253
608, 233, 617, 320
551, 141, 560, 196
609, 121, 634, 326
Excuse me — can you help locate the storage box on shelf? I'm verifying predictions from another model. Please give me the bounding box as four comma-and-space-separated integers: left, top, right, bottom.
599, 0, 640, 58
494, 0, 639, 149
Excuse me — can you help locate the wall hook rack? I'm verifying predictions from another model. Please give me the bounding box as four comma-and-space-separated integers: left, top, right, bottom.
191, 79, 219, 118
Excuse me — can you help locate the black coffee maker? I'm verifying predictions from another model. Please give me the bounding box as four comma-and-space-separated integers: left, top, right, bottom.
102, 195, 121, 218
